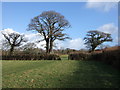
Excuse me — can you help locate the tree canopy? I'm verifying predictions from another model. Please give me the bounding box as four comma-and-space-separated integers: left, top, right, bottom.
84, 30, 113, 52
27, 11, 71, 53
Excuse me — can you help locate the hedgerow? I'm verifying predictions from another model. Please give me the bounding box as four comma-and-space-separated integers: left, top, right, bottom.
2, 53, 61, 60
68, 48, 120, 69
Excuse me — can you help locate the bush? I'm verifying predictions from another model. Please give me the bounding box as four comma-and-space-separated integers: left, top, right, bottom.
1, 53, 61, 60
91, 50, 120, 69
68, 48, 120, 69
68, 52, 90, 60
101, 50, 120, 69
90, 53, 103, 61
44, 54, 61, 60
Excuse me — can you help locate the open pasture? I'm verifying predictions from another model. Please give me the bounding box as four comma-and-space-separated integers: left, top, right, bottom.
2, 60, 120, 88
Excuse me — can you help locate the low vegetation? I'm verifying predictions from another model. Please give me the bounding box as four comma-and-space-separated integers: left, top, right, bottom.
69, 46, 120, 69
68, 52, 90, 60
2, 60, 120, 88
2, 54, 61, 60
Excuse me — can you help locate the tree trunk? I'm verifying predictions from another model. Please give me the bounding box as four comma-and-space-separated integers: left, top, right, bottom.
91, 46, 96, 52
46, 38, 50, 54
9, 45, 14, 55
49, 39, 53, 53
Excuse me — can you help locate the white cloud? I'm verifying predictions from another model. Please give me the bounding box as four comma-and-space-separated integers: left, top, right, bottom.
55, 38, 85, 50
86, 1, 117, 12
97, 23, 118, 46
1, 28, 19, 34
25, 33, 41, 42
36, 41, 46, 49
0, 28, 20, 42
97, 23, 118, 34
24, 33, 46, 49
67, 38, 85, 50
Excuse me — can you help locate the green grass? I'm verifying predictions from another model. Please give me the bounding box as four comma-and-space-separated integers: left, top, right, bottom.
2, 60, 120, 88
60, 55, 68, 60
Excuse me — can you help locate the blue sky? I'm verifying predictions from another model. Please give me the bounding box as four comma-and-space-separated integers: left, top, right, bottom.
1, 2, 118, 50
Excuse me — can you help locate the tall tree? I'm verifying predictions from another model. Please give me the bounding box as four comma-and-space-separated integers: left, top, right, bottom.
27, 11, 70, 53
2, 32, 27, 55
84, 30, 112, 52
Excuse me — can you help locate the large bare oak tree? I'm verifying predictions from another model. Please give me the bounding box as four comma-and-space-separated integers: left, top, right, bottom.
27, 11, 71, 53
84, 30, 113, 52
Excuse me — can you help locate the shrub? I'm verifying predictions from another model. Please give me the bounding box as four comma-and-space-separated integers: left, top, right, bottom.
101, 50, 120, 69
68, 52, 90, 60
68, 48, 120, 69
1, 53, 61, 60
44, 54, 61, 60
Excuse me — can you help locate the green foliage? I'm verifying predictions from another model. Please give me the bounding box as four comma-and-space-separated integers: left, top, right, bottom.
2, 60, 120, 88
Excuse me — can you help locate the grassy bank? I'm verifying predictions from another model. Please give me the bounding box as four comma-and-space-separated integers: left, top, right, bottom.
2, 60, 120, 88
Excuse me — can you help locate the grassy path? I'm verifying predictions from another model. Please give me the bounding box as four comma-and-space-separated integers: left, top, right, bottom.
2, 60, 120, 88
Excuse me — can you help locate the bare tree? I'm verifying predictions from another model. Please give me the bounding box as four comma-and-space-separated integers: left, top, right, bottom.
2, 32, 27, 55
27, 11, 71, 53
84, 30, 112, 52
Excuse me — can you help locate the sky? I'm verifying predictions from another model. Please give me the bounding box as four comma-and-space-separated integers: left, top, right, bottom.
0, 2, 118, 50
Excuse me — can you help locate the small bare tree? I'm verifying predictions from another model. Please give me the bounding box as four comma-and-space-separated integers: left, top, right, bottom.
2, 32, 27, 55
27, 11, 71, 53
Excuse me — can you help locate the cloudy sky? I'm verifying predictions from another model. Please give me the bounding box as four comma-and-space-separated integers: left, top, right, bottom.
0, 1, 118, 50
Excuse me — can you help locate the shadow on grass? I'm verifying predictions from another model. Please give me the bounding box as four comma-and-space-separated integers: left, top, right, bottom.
60, 61, 120, 88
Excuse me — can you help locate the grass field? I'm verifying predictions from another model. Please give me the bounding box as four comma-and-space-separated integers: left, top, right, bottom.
60, 55, 68, 60
2, 60, 120, 88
